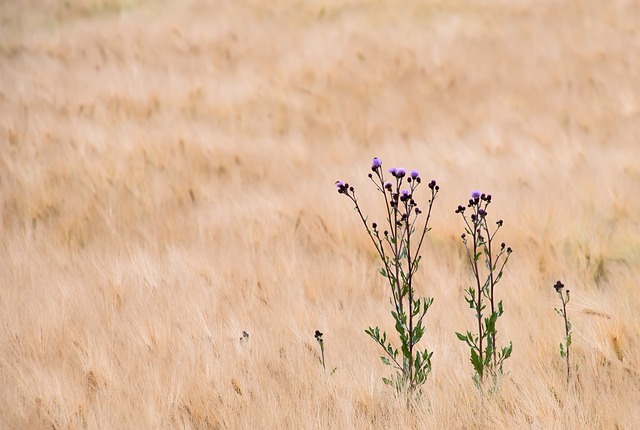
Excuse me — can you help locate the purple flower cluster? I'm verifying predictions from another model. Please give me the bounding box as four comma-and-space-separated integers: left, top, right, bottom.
337, 158, 439, 222
336, 181, 353, 195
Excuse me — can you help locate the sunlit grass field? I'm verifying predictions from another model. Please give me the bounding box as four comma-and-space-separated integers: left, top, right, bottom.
1, 0, 640, 428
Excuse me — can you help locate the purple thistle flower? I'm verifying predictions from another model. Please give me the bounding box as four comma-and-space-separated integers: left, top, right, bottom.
410, 170, 419, 179
336, 181, 349, 194
396, 168, 406, 178
471, 190, 481, 199
389, 167, 397, 177
371, 157, 382, 171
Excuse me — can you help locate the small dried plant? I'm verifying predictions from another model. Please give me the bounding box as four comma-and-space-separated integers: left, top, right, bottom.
455, 191, 513, 388
336, 157, 439, 392
314, 330, 337, 375
553, 280, 572, 382
314, 330, 326, 370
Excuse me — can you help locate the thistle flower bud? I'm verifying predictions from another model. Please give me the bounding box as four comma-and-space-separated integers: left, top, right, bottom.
554, 280, 564, 292
371, 157, 382, 171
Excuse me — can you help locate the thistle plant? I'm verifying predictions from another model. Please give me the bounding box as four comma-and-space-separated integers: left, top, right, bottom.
314, 330, 337, 375
314, 330, 326, 371
553, 280, 572, 382
336, 157, 438, 392
455, 191, 513, 386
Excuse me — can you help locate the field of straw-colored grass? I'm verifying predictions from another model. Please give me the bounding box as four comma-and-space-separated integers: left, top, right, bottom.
1, 0, 640, 428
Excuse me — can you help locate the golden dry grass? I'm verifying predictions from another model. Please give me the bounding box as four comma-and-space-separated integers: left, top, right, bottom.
1, 0, 640, 428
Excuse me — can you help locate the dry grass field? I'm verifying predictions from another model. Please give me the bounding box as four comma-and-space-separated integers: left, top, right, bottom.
2, 0, 640, 428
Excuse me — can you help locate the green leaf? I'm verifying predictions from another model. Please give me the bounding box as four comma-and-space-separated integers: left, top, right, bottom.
401, 342, 411, 362
456, 332, 467, 342
412, 324, 425, 344
502, 342, 513, 360
470, 349, 483, 377
380, 356, 391, 366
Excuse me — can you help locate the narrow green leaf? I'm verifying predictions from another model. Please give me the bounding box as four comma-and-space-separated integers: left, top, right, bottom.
470, 349, 483, 376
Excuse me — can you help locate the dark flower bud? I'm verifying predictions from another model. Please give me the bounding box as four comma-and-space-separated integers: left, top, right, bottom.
435, 185, 439, 191
478, 209, 487, 217
349, 186, 354, 192
314, 330, 323, 339
415, 208, 422, 214
416, 177, 421, 184
553, 280, 564, 292
372, 222, 377, 229
384, 230, 388, 236
368, 173, 373, 178
481, 193, 486, 201
461, 233, 466, 239
407, 177, 412, 183
507, 247, 512, 253
471, 214, 477, 221
486, 194, 492, 202
497, 220, 503, 226
501, 242, 506, 249
428, 180, 436, 190
384, 182, 392, 191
